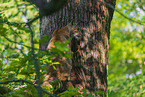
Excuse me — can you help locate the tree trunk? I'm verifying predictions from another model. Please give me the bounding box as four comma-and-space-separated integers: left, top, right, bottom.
40, 0, 116, 96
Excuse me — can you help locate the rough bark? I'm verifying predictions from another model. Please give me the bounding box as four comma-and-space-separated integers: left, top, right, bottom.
40, 0, 116, 96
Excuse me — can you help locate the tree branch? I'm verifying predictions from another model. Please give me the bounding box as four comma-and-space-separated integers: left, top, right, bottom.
97, 0, 145, 25
26, 15, 41, 25
1, 0, 68, 25
3, 36, 32, 50
24, 0, 68, 16
1, 36, 48, 53
1, 0, 144, 26
27, 23, 42, 96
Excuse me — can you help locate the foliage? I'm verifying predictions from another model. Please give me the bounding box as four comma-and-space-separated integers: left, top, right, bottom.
0, 0, 71, 96
108, 0, 145, 96
0, 1, 39, 96
0, 0, 145, 96
58, 86, 104, 97
0, 1, 74, 96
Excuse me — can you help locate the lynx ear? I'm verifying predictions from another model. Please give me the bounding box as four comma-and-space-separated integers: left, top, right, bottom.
66, 22, 78, 32
47, 24, 71, 49
66, 24, 73, 32
52, 29, 58, 36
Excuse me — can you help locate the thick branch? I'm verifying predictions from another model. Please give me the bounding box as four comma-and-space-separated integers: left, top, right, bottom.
25, 0, 68, 16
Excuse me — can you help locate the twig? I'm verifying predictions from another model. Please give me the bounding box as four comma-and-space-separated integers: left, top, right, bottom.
15, 64, 27, 75
15, 0, 27, 16
0, 79, 34, 85
0, 21, 24, 26
3, 36, 32, 49
1, 36, 48, 55
26, 15, 42, 25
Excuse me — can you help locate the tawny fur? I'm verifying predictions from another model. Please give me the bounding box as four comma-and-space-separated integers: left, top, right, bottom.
45, 25, 73, 82
47, 25, 71, 49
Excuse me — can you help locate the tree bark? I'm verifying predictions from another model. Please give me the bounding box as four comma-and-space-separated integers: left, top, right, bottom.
40, 0, 116, 96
